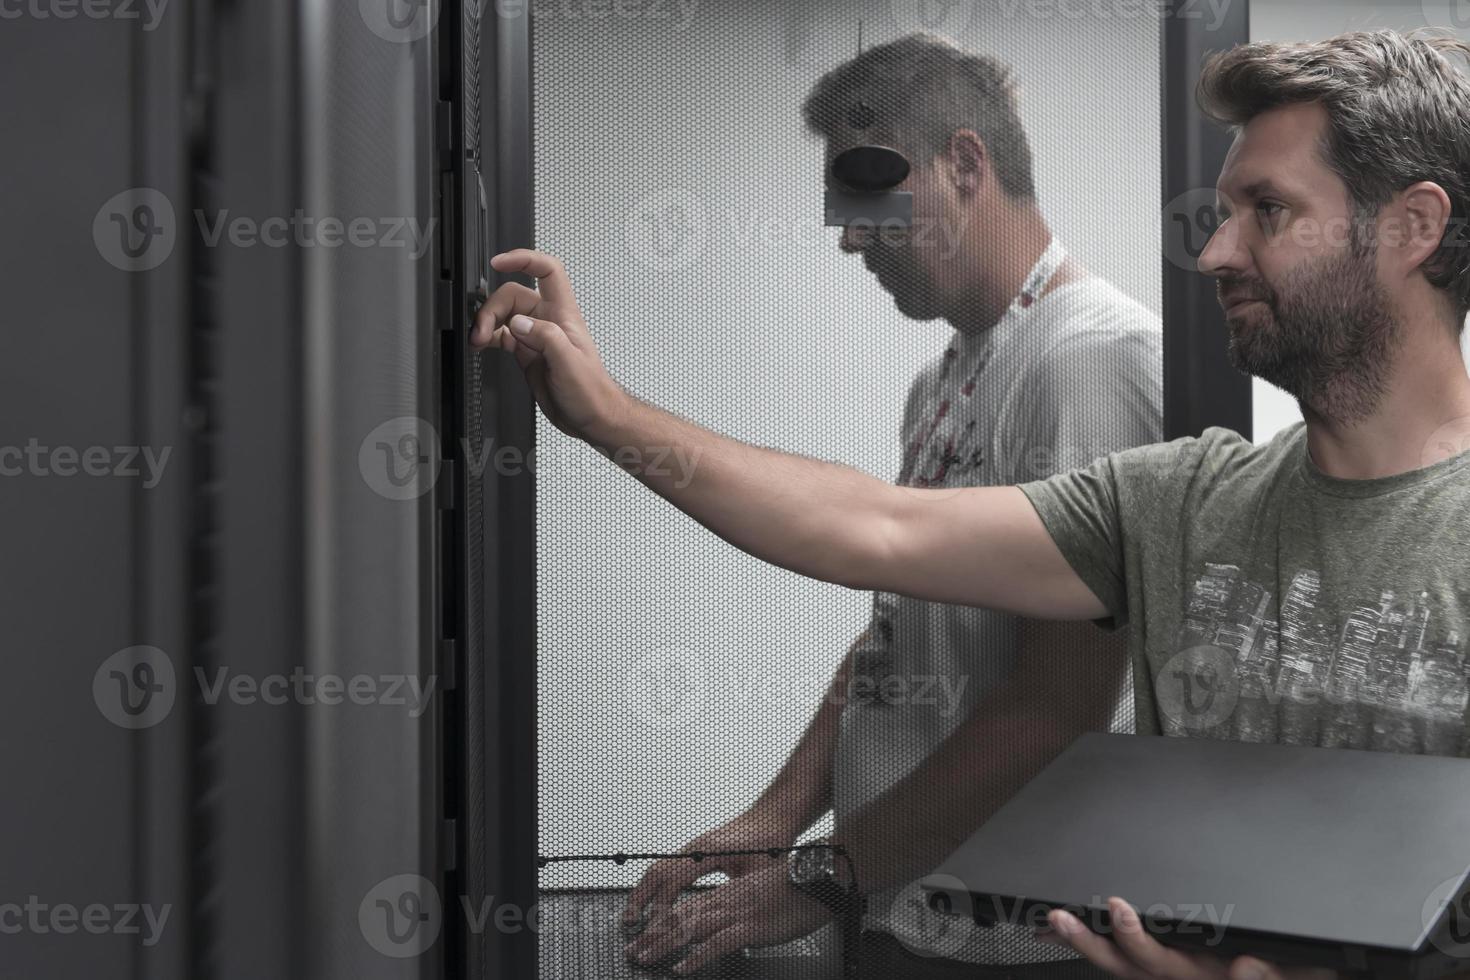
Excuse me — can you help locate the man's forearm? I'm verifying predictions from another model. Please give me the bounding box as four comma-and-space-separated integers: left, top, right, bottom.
747, 636, 861, 835
591, 395, 899, 593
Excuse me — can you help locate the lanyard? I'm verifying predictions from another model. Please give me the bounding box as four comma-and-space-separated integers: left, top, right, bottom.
852, 239, 1072, 700
897, 238, 1068, 488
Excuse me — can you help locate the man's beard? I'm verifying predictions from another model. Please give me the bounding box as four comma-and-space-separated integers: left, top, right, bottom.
1223, 241, 1402, 425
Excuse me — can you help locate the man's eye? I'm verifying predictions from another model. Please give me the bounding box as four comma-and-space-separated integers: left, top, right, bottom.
1257, 202, 1285, 228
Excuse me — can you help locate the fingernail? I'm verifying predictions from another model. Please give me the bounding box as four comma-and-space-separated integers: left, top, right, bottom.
510, 314, 534, 335
1053, 911, 1080, 936
1235, 962, 1266, 980
1112, 899, 1139, 929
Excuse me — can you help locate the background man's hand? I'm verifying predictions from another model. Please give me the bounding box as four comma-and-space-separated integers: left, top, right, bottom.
472, 249, 629, 441
1038, 898, 1339, 980
621, 808, 797, 929
621, 809, 819, 973
624, 865, 834, 976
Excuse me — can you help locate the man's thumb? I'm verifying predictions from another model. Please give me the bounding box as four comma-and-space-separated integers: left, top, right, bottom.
507, 313, 571, 358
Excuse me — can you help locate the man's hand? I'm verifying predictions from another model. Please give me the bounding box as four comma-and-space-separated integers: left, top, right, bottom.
1037, 898, 1339, 980
623, 864, 835, 975
472, 249, 629, 441
621, 809, 799, 929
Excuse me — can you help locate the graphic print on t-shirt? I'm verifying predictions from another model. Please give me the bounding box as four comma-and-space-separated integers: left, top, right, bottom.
1154, 561, 1470, 756
897, 350, 991, 489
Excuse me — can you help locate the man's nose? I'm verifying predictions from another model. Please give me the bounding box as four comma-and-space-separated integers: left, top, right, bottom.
1196, 214, 1245, 279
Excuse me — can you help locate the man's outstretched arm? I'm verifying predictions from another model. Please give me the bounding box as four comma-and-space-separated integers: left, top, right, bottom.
474, 249, 1108, 621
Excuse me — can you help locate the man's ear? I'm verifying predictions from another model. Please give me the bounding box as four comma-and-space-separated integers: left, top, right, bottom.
1396, 179, 1453, 275
944, 129, 990, 196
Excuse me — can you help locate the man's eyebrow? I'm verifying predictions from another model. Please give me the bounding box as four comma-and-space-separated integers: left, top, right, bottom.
1216, 177, 1295, 209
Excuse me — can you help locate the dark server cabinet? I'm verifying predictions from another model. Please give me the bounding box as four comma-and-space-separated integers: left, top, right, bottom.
2, 1, 504, 979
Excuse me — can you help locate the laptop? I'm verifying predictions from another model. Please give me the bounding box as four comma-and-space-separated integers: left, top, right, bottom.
920, 733, 1470, 979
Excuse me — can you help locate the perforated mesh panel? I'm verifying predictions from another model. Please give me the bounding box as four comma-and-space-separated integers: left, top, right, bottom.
538, 857, 848, 979
531, 2, 1161, 974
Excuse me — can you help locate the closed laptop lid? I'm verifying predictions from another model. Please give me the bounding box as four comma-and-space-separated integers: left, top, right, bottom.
922, 733, 1470, 951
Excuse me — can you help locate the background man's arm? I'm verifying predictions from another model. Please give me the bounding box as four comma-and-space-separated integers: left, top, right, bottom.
832, 618, 1130, 894
746, 634, 859, 835
620, 633, 862, 924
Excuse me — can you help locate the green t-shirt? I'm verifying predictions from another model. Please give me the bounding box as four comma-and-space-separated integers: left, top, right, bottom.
1018, 421, 1470, 755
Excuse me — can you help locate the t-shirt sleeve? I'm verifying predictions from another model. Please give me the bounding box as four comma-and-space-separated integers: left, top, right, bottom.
1005, 317, 1163, 630
1017, 432, 1214, 633
1011, 321, 1164, 478
1017, 453, 1130, 632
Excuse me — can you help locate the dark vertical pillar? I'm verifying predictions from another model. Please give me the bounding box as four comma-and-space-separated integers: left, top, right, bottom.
1161, 1, 1253, 440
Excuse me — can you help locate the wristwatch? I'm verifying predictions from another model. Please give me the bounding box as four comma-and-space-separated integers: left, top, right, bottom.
786, 840, 859, 919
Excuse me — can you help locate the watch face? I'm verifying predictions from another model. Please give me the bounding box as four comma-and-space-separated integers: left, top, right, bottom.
790, 846, 832, 887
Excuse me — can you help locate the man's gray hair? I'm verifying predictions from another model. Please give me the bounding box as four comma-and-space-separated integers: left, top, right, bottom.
801, 33, 1037, 202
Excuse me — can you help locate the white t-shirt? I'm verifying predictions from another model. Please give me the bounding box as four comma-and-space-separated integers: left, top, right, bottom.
831, 258, 1163, 964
